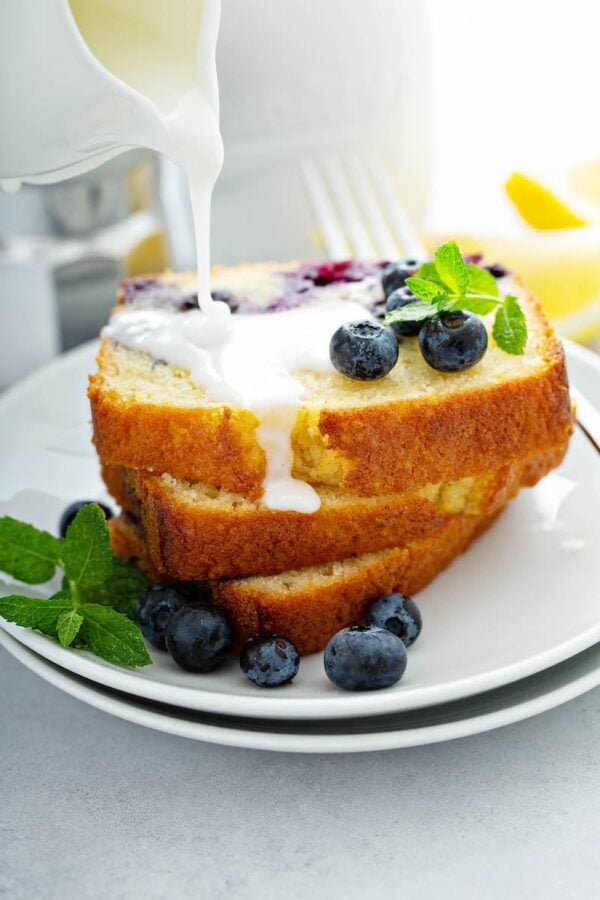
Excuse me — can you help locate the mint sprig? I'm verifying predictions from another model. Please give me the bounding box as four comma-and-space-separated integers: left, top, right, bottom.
384, 240, 528, 356
0, 593, 72, 637
435, 240, 470, 295
57, 609, 84, 647
62, 503, 114, 589
79, 604, 151, 668
492, 294, 528, 356
0, 504, 152, 668
78, 556, 149, 619
0, 518, 61, 584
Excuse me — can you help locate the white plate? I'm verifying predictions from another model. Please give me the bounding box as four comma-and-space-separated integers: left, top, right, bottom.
1, 341, 600, 721
1, 627, 599, 753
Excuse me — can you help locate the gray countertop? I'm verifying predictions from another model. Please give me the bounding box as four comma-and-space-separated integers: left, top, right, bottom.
1, 648, 598, 900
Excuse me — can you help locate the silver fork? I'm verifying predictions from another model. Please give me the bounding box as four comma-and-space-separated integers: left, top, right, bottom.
301, 151, 600, 454
301, 151, 426, 261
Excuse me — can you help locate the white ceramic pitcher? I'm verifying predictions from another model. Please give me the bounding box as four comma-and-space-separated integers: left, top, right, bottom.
0, 0, 217, 186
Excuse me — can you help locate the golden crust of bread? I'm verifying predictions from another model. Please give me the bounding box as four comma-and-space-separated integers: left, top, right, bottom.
90, 344, 265, 498
89, 269, 573, 499
108, 510, 498, 656
313, 345, 571, 495
213, 513, 497, 655
103, 463, 444, 578
101, 443, 567, 580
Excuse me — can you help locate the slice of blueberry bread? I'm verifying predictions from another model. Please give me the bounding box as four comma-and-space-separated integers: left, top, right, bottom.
89, 261, 572, 499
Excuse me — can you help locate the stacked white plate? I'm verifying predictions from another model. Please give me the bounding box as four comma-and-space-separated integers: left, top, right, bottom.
1, 340, 599, 753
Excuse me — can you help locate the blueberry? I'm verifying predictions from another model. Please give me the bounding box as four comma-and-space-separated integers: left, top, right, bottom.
330, 320, 399, 380
485, 262, 507, 279
166, 605, 233, 673
179, 295, 200, 311
419, 311, 488, 372
385, 286, 423, 337
367, 593, 422, 647
381, 259, 420, 298
59, 501, 113, 538
324, 625, 407, 691
136, 584, 190, 649
240, 634, 300, 687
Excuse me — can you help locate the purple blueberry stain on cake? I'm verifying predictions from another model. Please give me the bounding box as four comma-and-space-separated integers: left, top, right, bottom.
273, 260, 387, 314
122, 277, 199, 311
122, 276, 161, 300
120, 260, 389, 317
295, 259, 385, 286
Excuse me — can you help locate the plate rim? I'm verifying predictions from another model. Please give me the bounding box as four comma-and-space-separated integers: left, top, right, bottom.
3, 605, 600, 721
0, 338, 599, 721
1, 628, 599, 753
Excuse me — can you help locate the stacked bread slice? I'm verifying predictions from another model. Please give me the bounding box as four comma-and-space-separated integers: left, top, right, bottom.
90, 261, 573, 654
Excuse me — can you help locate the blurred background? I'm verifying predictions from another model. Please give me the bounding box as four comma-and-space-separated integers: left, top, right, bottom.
1, 0, 600, 388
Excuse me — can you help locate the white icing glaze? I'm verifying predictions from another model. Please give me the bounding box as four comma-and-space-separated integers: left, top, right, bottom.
104, 299, 377, 512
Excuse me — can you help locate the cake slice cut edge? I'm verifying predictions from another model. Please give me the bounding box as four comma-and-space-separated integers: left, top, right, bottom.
101, 442, 568, 580
109, 508, 499, 656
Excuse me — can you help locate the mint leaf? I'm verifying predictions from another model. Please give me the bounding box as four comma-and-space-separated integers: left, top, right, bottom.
417, 261, 446, 286
435, 241, 469, 295
0, 517, 61, 584
79, 604, 152, 668
405, 276, 447, 303
384, 300, 440, 325
467, 264, 499, 298
79, 556, 148, 619
454, 296, 499, 316
493, 295, 528, 355
57, 609, 84, 647
61, 504, 114, 589
0, 591, 73, 636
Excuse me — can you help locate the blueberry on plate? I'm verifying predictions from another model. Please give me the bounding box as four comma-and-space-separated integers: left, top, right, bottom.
324, 625, 407, 691
166, 605, 233, 673
381, 259, 420, 298
136, 584, 190, 650
59, 500, 113, 538
240, 634, 300, 687
367, 593, 422, 647
385, 286, 423, 337
330, 320, 399, 381
419, 310, 488, 372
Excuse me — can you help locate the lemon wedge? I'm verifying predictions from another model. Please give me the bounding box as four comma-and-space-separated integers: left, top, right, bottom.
505, 172, 588, 230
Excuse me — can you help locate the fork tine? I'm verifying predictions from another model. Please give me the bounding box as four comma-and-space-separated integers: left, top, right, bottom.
363, 155, 427, 259
345, 154, 402, 260
302, 152, 427, 262
301, 157, 350, 260
321, 154, 376, 258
